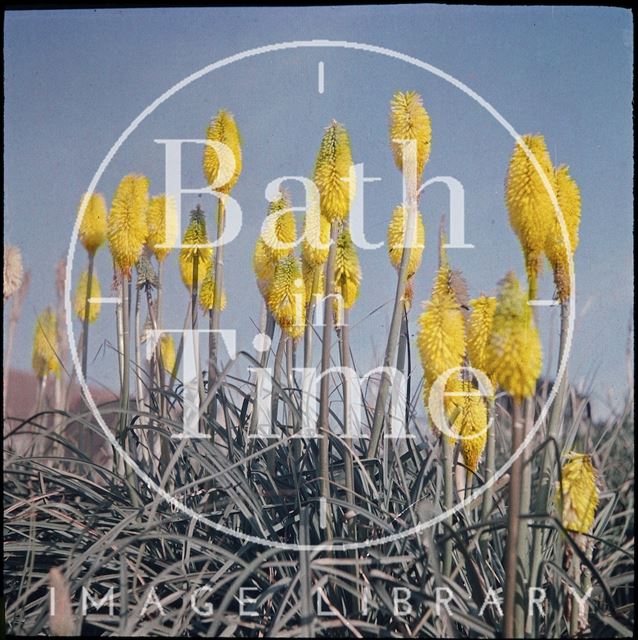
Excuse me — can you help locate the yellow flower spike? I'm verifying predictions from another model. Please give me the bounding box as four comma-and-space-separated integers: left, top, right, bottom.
32, 307, 60, 379
417, 291, 466, 383
200, 266, 227, 311
467, 296, 497, 383
387, 204, 426, 278
334, 227, 361, 309
79, 193, 108, 255
74, 271, 101, 324
555, 453, 599, 534
453, 381, 489, 472
159, 334, 177, 378
302, 259, 324, 308
505, 134, 555, 298
261, 191, 297, 261
389, 91, 432, 179
107, 175, 150, 276
267, 255, 306, 339
146, 195, 178, 262
545, 165, 581, 302
301, 210, 331, 267
203, 109, 242, 194
485, 272, 542, 401
253, 237, 275, 300
313, 121, 354, 223
179, 207, 213, 291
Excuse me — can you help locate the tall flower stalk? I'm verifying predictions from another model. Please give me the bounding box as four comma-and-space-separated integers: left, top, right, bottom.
78, 193, 107, 382
203, 109, 242, 416
368, 91, 431, 458
485, 272, 542, 637
313, 120, 354, 539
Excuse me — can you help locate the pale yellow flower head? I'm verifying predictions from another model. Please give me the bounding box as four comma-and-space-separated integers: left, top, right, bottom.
267, 255, 306, 339
417, 291, 466, 383
389, 91, 432, 179
301, 209, 331, 267
467, 296, 497, 384
107, 175, 149, 275
32, 307, 60, 379
313, 121, 354, 223
261, 190, 297, 261
253, 237, 275, 300
146, 195, 178, 262
203, 109, 242, 194
74, 271, 101, 324
160, 334, 177, 378
199, 266, 227, 311
545, 165, 581, 302
79, 193, 108, 255
555, 452, 599, 534
505, 134, 555, 298
179, 207, 213, 290
485, 272, 542, 401
387, 204, 426, 278
334, 227, 361, 310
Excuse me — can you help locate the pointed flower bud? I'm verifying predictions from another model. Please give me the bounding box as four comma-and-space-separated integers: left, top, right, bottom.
74, 271, 101, 324
32, 307, 60, 379
253, 237, 275, 300
179, 207, 212, 290
160, 334, 177, 378
467, 296, 497, 382
387, 204, 426, 278
261, 190, 297, 261
334, 227, 361, 309
146, 195, 178, 262
79, 193, 108, 255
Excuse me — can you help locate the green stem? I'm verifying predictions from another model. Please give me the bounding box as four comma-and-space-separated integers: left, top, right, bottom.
318, 223, 339, 542
503, 400, 524, 638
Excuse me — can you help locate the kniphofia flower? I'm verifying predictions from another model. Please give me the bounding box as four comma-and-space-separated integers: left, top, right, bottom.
179, 207, 213, 290
253, 237, 275, 300
484, 272, 542, 401
160, 334, 177, 378
78, 193, 107, 255
545, 165, 581, 302
313, 121, 354, 223
467, 296, 497, 383
334, 227, 361, 309
146, 195, 178, 262
203, 109, 242, 194
3, 245, 23, 300
200, 266, 227, 311
505, 134, 555, 298
389, 91, 432, 179
267, 255, 306, 339
555, 453, 599, 534
261, 190, 297, 261
387, 204, 426, 278
74, 271, 101, 324
32, 307, 60, 379
301, 209, 331, 267
107, 175, 149, 275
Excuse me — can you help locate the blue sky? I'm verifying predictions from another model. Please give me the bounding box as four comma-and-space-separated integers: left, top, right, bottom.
3, 6, 633, 418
